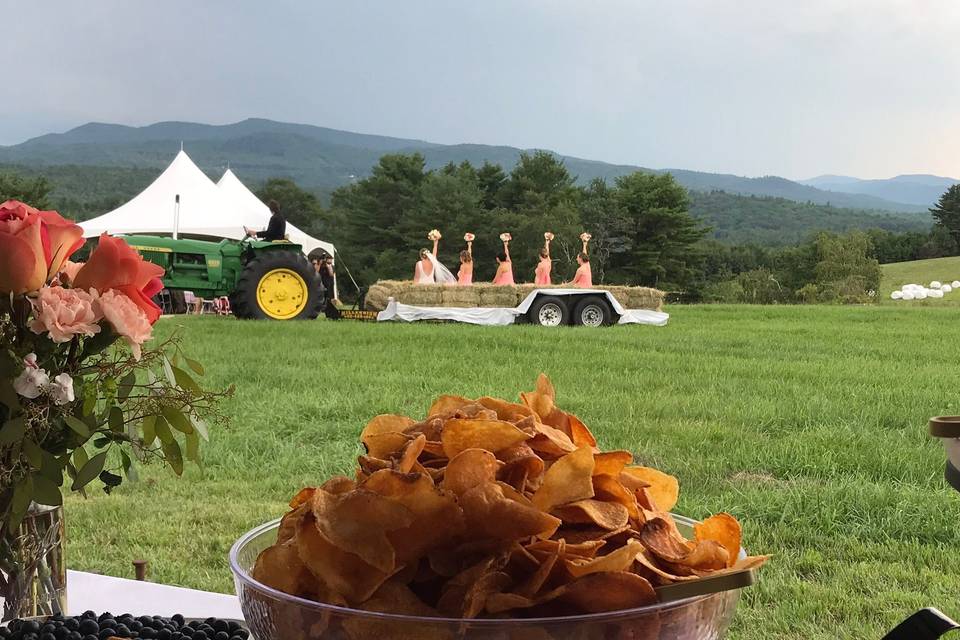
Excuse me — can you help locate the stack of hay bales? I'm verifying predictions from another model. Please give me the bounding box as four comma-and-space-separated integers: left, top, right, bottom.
364, 281, 665, 312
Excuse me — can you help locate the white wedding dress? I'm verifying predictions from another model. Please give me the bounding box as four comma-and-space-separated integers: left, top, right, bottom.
415, 252, 456, 284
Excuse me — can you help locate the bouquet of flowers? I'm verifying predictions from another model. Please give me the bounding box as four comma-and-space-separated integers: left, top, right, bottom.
0, 200, 228, 617
463, 233, 475, 243
427, 229, 442, 241
499, 232, 512, 243
579, 232, 592, 243
544, 232, 555, 242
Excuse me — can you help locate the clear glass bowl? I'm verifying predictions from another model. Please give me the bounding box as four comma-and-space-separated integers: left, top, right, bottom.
229, 515, 741, 639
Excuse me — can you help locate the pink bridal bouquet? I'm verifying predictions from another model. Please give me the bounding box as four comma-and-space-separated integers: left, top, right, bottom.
0, 200, 229, 620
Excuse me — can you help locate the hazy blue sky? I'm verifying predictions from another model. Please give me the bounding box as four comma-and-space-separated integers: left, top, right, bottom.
3, 0, 958, 179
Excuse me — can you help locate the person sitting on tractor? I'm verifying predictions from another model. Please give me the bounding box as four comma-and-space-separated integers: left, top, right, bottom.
244, 199, 286, 241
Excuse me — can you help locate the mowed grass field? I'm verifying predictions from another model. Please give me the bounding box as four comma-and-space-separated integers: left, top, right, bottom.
64, 305, 960, 640
880, 255, 960, 307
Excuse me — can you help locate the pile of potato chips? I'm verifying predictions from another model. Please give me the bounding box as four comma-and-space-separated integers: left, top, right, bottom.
252, 375, 767, 619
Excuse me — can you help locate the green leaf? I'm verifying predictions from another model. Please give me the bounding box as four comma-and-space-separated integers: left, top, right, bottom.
32, 474, 63, 506
161, 438, 183, 476
98, 470, 122, 487
185, 431, 200, 463
92, 436, 111, 449
171, 366, 201, 394
162, 356, 176, 386
155, 416, 174, 445
80, 330, 118, 360
162, 406, 194, 435
22, 438, 43, 468
0, 417, 26, 444
118, 371, 136, 403
71, 451, 108, 491
121, 450, 138, 482
108, 406, 124, 433
82, 393, 96, 416
64, 415, 91, 437
9, 476, 33, 529
39, 451, 65, 487
73, 446, 88, 471
142, 415, 157, 446
191, 416, 209, 442
185, 357, 205, 376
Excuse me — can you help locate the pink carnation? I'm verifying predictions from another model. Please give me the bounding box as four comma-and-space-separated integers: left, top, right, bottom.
59, 259, 84, 285
30, 286, 102, 343
95, 289, 153, 359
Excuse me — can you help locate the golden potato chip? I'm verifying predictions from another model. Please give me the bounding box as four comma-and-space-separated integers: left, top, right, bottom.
463, 570, 512, 618
640, 517, 729, 570
593, 451, 633, 476
312, 487, 414, 573
633, 548, 702, 583
253, 540, 315, 596
528, 423, 578, 458
362, 469, 466, 565
437, 555, 509, 617
485, 592, 538, 615
277, 503, 311, 544
564, 539, 644, 578
357, 455, 392, 477
476, 396, 534, 422
531, 446, 596, 512
552, 526, 629, 546
526, 538, 606, 559
553, 499, 629, 531
440, 418, 532, 459
592, 474, 641, 522
296, 517, 393, 604
342, 579, 450, 640
567, 414, 598, 449
362, 414, 416, 458
694, 513, 742, 569
443, 448, 499, 496
288, 487, 317, 509
460, 482, 560, 541
555, 571, 658, 613
496, 481, 532, 505
428, 394, 472, 418
621, 466, 679, 512
421, 440, 446, 458
397, 433, 427, 473
514, 545, 560, 598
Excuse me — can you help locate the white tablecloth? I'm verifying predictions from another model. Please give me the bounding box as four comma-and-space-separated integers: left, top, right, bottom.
66, 570, 243, 620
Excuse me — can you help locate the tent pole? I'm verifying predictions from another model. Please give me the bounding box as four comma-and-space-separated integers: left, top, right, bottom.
173, 194, 181, 239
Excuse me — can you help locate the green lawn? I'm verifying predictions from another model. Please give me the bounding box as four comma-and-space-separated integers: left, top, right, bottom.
880, 256, 960, 306
65, 307, 960, 640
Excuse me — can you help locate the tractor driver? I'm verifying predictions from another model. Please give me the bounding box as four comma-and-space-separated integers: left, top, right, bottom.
244, 199, 286, 241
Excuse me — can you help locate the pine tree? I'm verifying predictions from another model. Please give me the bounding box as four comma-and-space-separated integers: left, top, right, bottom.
930, 184, 960, 247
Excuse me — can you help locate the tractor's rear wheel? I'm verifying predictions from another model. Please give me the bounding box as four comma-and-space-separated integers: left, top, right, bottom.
230, 251, 323, 320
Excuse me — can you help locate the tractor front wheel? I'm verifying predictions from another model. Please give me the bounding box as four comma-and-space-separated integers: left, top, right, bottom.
230, 251, 323, 320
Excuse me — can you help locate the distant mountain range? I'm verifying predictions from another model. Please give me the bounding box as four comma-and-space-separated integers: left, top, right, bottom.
0, 118, 943, 213
800, 174, 957, 208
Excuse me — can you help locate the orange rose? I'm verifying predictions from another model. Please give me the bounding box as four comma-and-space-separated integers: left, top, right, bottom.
73, 234, 166, 324
0, 200, 85, 294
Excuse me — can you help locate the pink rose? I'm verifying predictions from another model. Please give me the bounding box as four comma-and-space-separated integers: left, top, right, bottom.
95, 289, 153, 359
73, 234, 165, 324
30, 286, 102, 343
0, 200, 84, 294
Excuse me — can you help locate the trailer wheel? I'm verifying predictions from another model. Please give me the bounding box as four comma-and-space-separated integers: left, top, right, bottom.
231, 250, 323, 320
573, 296, 616, 327
529, 296, 569, 327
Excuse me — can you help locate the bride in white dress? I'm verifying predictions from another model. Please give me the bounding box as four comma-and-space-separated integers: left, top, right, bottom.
413, 232, 456, 284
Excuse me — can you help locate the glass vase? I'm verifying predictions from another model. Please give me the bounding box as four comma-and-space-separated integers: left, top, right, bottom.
0, 503, 66, 623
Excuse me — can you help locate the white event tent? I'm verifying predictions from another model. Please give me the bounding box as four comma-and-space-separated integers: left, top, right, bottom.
80, 151, 335, 259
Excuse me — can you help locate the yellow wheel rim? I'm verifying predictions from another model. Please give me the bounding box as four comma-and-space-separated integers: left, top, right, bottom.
256, 268, 308, 319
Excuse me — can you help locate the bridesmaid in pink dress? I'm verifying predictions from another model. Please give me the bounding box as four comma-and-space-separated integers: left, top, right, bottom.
534, 233, 552, 285
457, 249, 473, 285
571, 252, 593, 288
493, 237, 514, 285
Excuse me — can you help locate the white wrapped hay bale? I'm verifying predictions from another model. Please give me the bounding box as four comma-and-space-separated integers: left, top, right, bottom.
953, 280, 960, 288
942, 284, 953, 293
916, 289, 928, 299
930, 281, 943, 289
902, 291, 915, 300
929, 289, 945, 298
891, 291, 904, 300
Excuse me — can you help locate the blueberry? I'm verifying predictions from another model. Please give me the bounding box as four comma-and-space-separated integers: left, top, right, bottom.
68, 633, 82, 640
0, 628, 10, 639
213, 633, 228, 640
82, 635, 98, 640
55, 628, 70, 640
63, 620, 79, 632
190, 632, 206, 640
96, 614, 111, 623
139, 629, 155, 639
169, 617, 183, 630
41, 633, 56, 640
81, 612, 96, 621
98, 629, 116, 640
157, 630, 171, 640
77, 620, 99, 636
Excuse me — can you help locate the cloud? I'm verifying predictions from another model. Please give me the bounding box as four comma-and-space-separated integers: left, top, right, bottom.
1, 0, 957, 178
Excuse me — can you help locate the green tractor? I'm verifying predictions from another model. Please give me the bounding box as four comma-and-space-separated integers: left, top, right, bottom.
118, 235, 325, 320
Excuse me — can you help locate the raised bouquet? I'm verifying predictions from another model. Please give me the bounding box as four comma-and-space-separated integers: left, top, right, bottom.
544, 232, 555, 242
579, 232, 592, 243
0, 201, 228, 607
499, 232, 512, 243
463, 233, 475, 243
427, 229, 442, 242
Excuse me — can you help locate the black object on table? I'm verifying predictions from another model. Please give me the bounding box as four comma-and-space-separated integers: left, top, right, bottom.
882, 608, 960, 640
0, 612, 248, 640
